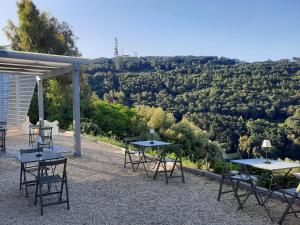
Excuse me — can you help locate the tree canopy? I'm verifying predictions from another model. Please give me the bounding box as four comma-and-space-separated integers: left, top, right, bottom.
84, 56, 300, 159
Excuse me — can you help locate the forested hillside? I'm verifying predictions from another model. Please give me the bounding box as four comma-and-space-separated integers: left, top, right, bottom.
84, 56, 300, 159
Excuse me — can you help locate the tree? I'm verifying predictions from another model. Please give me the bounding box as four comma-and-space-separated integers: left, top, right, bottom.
3, 0, 86, 128
3, 0, 80, 55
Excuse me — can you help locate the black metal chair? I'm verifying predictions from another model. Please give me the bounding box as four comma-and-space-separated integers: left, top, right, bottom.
153, 144, 185, 184
19, 148, 43, 196
0, 128, 6, 151
34, 158, 69, 215
39, 127, 53, 150
123, 137, 146, 172
29, 126, 53, 150
278, 173, 300, 225
217, 150, 260, 210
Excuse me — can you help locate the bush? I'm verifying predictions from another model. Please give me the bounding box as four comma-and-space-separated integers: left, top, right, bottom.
165, 118, 222, 169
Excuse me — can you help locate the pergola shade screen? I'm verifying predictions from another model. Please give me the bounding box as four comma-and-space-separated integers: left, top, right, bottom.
3, 74, 36, 128
0, 50, 90, 156
0, 74, 9, 125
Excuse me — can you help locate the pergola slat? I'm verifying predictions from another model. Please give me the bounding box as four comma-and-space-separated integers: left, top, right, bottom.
0, 66, 52, 73
0, 70, 43, 75
0, 62, 59, 70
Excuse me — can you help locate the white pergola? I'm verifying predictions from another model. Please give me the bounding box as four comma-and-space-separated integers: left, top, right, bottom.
0, 50, 90, 156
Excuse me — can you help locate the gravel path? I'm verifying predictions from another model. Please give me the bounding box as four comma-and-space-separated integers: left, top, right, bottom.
0, 132, 299, 225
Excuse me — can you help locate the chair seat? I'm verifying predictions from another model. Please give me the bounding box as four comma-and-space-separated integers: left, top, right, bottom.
229, 170, 239, 175
24, 166, 39, 173
129, 150, 143, 155
39, 175, 63, 184
24, 165, 49, 173
281, 188, 300, 198
231, 174, 258, 181
164, 157, 178, 163
294, 173, 300, 179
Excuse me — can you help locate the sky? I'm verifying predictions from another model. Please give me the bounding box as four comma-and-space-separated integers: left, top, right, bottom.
0, 0, 299, 62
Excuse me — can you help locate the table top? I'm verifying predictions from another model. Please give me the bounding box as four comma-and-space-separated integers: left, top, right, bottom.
29, 125, 53, 129
231, 158, 300, 171
14, 151, 64, 163
130, 140, 170, 147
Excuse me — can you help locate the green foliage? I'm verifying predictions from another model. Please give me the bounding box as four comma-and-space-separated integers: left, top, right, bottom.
87, 97, 135, 137
135, 105, 175, 132
84, 56, 300, 160
4, 0, 85, 129
165, 118, 222, 168
213, 161, 241, 175
4, 0, 80, 55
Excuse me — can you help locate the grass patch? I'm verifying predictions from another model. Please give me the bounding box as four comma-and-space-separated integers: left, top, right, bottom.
85, 134, 125, 148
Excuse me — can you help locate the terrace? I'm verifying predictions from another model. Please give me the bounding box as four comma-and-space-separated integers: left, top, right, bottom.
0, 131, 298, 225
0, 50, 299, 225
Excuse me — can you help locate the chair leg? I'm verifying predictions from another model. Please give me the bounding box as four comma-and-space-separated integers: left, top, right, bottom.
179, 159, 185, 183
19, 163, 23, 191
128, 153, 135, 172
59, 181, 64, 201
163, 159, 168, 184
154, 159, 161, 180
217, 176, 225, 201
278, 194, 297, 225
142, 152, 150, 170
124, 151, 127, 168
233, 180, 243, 210
65, 180, 70, 210
250, 180, 261, 205
23, 169, 29, 197
34, 181, 38, 205
170, 160, 177, 177
39, 184, 44, 215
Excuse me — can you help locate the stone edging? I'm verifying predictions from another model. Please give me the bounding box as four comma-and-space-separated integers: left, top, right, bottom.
182, 165, 300, 206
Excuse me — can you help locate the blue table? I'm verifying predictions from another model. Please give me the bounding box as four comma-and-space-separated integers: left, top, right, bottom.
130, 140, 170, 176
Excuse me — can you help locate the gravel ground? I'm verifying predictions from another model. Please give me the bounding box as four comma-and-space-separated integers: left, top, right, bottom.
0, 132, 299, 225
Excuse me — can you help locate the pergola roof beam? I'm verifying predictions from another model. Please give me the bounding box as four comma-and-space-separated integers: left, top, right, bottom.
0, 62, 59, 70
0, 50, 90, 64
0, 57, 71, 68
42, 64, 73, 79
0, 66, 52, 73
0, 70, 43, 75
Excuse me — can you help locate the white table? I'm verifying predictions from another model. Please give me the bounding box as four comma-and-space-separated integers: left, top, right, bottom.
231, 158, 300, 221
231, 158, 300, 171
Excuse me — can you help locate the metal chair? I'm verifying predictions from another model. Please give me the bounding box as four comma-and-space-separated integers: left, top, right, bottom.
19, 148, 45, 196
123, 137, 143, 171
278, 173, 300, 225
34, 158, 69, 215
39, 127, 53, 150
29, 126, 53, 150
153, 144, 185, 184
0, 128, 6, 151
217, 150, 260, 210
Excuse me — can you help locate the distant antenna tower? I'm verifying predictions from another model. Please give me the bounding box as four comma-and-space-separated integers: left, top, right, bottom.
113, 37, 119, 57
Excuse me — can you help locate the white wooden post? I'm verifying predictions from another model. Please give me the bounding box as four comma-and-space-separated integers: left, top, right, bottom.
72, 64, 81, 156
37, 76, 44, 126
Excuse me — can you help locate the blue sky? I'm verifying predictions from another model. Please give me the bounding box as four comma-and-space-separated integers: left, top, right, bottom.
0, 0, 299, 61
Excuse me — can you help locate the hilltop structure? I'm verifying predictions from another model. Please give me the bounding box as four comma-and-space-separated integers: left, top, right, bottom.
113, 37, 119, 58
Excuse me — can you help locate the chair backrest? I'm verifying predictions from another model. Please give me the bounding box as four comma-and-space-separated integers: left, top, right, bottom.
39, 127, 52, 139
38, 158, 67, 179
20, 148, 41, 154
0, 128, 5, 137
123, 136, 140, 148
221, 150, 242, 162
